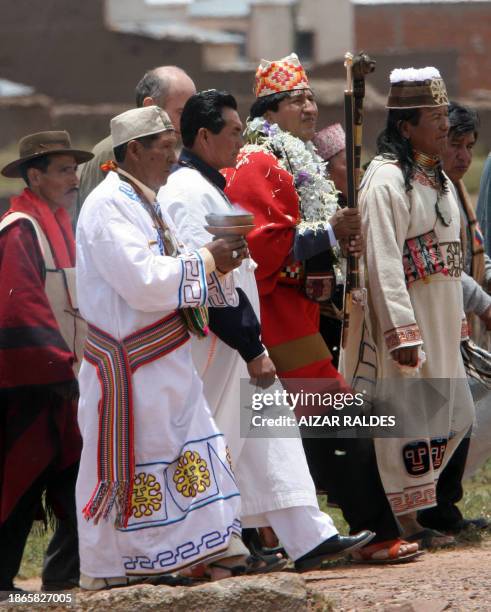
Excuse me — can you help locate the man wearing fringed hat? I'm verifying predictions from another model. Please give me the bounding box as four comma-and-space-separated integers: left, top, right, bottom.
0, 132, 92, 592
75, 105, 255, 587
342, 67, 475, 552
224, 54, 416, 563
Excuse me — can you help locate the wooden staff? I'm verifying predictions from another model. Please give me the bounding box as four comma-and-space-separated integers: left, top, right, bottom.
341, 51, 375, 348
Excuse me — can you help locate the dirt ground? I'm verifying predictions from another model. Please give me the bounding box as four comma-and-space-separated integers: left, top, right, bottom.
14, 539, 491, 611
304, 539, 491, 611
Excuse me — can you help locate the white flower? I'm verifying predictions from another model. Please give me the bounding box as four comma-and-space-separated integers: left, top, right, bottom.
244, 117, 339, 234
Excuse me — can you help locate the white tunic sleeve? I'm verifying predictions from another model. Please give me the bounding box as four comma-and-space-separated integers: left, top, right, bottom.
362, 182, 423, 352
159, 180, 238, 307
85, 196, 209, 313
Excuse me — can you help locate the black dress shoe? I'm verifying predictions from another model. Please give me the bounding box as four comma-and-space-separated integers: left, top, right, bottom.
294, 530, 375, 572
242, 528, 287, 559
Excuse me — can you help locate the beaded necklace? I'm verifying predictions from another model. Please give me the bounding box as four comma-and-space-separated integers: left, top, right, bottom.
413, 150, 451, 227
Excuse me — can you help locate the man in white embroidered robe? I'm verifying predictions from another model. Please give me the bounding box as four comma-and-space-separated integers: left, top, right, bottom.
75, 106, 250, 587
159, 90, 374, 570
341, 68, 475, 547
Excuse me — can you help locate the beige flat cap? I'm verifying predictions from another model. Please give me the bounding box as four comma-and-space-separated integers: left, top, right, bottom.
111, 106, 174, 148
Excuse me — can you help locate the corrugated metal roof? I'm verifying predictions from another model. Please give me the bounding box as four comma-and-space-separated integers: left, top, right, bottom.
115, 21, 244, 43
187, 0, 295, 18
189, 0, 251, 18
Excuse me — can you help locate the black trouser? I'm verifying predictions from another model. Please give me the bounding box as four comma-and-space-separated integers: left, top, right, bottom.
302, 436, 401, 543
319, 315, 342, 369
0, 464, 79, 590
417, 435, 470, 530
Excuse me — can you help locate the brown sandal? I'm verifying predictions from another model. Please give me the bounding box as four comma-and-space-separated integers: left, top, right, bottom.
351, 538, 423, 564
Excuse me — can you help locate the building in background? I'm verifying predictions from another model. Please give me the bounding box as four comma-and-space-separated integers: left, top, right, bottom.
105, 0, 354, 66
1, 0, 491, 198
354, 0, 491, 98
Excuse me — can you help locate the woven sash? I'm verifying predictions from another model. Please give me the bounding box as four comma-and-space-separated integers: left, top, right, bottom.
82, 311, 189, 528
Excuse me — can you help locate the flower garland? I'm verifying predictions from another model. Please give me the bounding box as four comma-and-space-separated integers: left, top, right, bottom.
243, 116, 340, 235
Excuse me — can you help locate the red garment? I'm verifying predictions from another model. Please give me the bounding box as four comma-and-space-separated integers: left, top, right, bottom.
0, 191, 81, 524
0, 191, 75, 388
7, 188, 75, 267
224, 149, 320, 349
0, 388, 81, 525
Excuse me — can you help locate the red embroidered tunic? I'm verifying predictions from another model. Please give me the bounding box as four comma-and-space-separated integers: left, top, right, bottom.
225, 150, 318, 345
225, 148, 344, 386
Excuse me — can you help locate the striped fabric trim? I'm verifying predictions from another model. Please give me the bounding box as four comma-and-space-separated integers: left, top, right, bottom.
82, 311, 189, 528
125, 313, 190, 371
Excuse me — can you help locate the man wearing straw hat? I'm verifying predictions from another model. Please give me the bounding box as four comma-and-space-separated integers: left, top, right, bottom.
0, 131, 92, 593
75, 105, 254, 588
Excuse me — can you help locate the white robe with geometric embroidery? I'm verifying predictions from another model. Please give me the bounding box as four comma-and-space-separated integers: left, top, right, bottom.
341, 157, 474, 516
75, 171, 241, 577
159, 166, 321, 524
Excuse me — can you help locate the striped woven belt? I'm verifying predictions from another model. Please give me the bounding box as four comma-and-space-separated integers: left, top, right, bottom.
82, 311, 189, 528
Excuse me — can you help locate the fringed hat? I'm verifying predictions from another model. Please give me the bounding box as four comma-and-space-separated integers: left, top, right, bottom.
254, 53, 310, 98
386, 67, 449, 109
313, 123, 346, 161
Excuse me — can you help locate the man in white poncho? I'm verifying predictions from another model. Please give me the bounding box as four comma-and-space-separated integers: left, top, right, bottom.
341, 67, 475, 551
75, 106, 251, 588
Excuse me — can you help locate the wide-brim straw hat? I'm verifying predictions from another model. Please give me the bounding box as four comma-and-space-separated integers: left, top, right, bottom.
1, 130, 94, 178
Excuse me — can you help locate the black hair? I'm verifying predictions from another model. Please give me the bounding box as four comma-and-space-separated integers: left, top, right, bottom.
376, 108, 447, 193
249, 92, 291, 119
135, 69, 170, 108
113, 132, 163, 163
180, 90, 237, 148
448, 101, 479, 140
19, 155, 52, 186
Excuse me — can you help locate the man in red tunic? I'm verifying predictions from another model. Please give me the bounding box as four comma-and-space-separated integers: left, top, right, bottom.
224, 54, 420, 562
0, 132, 92, 593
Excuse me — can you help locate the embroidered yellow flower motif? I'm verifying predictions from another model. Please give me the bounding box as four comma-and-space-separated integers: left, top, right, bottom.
173, 450, 211, 498
131, 472, 163, 518
430, 78, 449, 106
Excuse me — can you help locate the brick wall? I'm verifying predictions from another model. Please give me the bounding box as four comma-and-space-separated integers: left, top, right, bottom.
0, 0, 202, 105
355, 2, 491, 96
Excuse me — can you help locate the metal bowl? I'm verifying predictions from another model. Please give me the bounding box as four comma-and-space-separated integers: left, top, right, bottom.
205, 212, 255, 227
204, 224, 255, 236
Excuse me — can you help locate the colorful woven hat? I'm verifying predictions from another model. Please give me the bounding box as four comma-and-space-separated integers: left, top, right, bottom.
254, 53, 310, 98
386, 67, 449, 109
313, 123, 346, 161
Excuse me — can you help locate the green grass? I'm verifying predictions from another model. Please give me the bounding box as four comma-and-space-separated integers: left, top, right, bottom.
459, 457, 491, 524
18, 526, 52, 580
